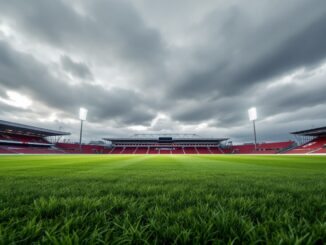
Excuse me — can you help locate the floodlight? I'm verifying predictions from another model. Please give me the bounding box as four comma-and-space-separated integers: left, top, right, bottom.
79, 108, 88, 121
248, 107, 258, 150
79, 108, 88, 148
248, 107, 257, 121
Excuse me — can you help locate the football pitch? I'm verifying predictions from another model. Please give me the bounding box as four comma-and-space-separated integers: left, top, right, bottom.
0, 155, 325, 244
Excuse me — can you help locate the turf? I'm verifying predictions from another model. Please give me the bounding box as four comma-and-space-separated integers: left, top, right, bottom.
0, 155, 325, 244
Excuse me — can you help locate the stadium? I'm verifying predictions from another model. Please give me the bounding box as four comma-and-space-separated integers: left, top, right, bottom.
1, 118, 325, 155
1, 0, 326, 244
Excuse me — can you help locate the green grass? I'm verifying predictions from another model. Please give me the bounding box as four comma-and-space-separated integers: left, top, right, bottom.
0, 155, 325, 244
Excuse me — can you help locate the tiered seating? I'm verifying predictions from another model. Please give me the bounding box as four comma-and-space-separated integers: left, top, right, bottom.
231, 144, 255, 154
196, 147, 211, 154
222, 148, 233, 154
286, 137, 326, 154
254, 141, 294, 154
313, 148, 326, 154
1, 146, 64, 154
0, 147, 15, 154
210, 147, 224, 154
121, 147, 136, 154
148, 148, 159, 154
257, 141, 294, 149
80, 145, 104, 154
0, 132, 64, 154
0, 120, 72, 154
172, 147, 184, 154
160, 149, 171, 154
107, 146, 230, 154
56, 143, 106, 154
183, 147, 197, 154
254, 150, 279, 154
230, 141, 295, 154
134, 147, 149, 154
110, 147, 124, 154
59, 148, 79, 154
103, 148, 114, 154
0, 133, 49, 144
89, 141, 295, 155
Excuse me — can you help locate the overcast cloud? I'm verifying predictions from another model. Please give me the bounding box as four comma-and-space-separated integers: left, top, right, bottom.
0, 0, 326, 143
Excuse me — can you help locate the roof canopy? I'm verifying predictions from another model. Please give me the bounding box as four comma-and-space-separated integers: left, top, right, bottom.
104, 134, 228, 144
291, 126, 326, 137
0, 120, 70, 137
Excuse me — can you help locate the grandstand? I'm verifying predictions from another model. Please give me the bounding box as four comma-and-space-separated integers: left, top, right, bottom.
0, 120, 70, 154
103, 134, 228, 154
229, 141, 295, 154
0, 119, 325, 155
56, 143, 111, 154
285, 127, 326, 154
103, 134, 295, 155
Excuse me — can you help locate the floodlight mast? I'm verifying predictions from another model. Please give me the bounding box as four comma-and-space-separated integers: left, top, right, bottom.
79, 108, 88, 150
248, 107, 258, 151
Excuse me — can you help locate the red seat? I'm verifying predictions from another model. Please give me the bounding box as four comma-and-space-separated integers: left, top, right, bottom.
171, 147, 184, 154
229, 141, 295, 154
286, 137, 326, 154
183, 147, 197, 154
160, 149, 171, 154
196, 147, 211, 154
148, 148, 159, 154
121, 147, 136, 154
210, 147, 224, 154
134, 147, 149, 154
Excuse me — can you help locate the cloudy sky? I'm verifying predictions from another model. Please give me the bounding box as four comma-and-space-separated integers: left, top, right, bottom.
0, 0, 326, 143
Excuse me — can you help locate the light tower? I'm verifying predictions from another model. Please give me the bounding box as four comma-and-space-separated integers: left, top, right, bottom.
79, 108, 88, 148
248, 107, 258, 150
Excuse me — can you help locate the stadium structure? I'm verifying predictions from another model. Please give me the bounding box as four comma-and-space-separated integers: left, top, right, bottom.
104, 134, 228, 154
1, 119, 326, 154
286, 127, 326, 154
0, 120, 70, 154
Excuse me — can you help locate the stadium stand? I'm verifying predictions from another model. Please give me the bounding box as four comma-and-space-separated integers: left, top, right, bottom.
0, 146, 15, 154
110, 147, 124, 154
229, 141, 295, 154
104, 134, 228, 155
183, 147, 198, 154
1, 119, 324, 155
148, 147, 160, 154
0, 134, 49, 144
134, 147, 149, 154
210, 147, 224, 154
0, 120, 70, 154
284, 127, 326, 154
121, 147, 137, 154
313, 147, 326, 154
173, 147, 185, 154
56, 143, 108, 154
103, 134, 295, 155
2, 146, 65, 154
160, 149, 171, 154
196, 147, 211, 154
230, 144, 255, 154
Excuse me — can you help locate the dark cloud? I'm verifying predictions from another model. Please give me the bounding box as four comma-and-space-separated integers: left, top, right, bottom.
0, 40, 155, 125
256, 79, 326, 118
170, 0, 326, 98
0, 0, 166, 73
60, 55, 93, 80
0, 0, 326, 142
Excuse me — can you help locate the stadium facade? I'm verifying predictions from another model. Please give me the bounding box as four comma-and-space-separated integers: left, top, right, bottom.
0, 119, 326, 154
0, 120, 70, 154
103, 134, 228, 154
286, 127, 326, 154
